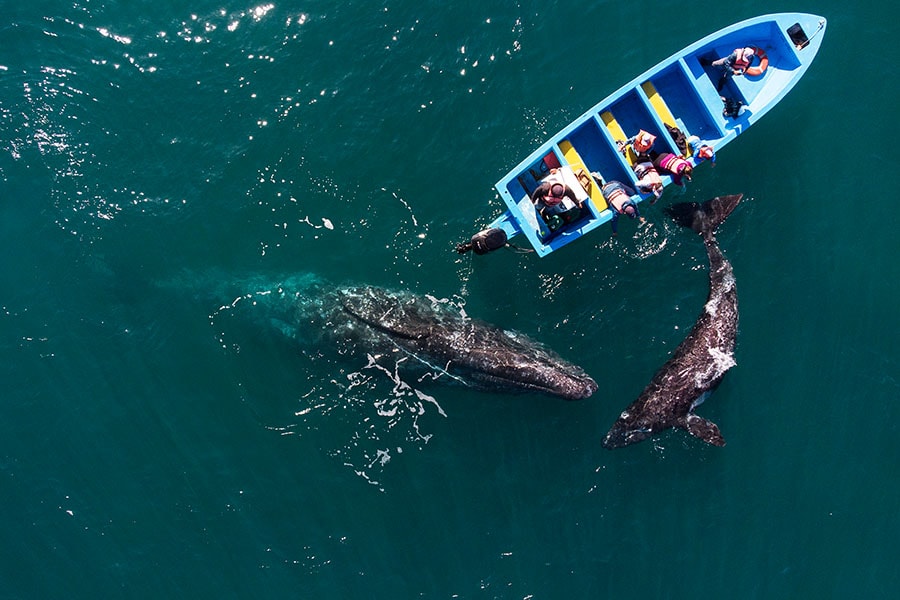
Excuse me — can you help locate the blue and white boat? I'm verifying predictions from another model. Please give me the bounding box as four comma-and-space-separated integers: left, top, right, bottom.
458, 13, 826, 257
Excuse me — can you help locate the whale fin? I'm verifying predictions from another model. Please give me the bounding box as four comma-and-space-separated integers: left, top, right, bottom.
666, 194, 743, 234
681, 414, 726, 446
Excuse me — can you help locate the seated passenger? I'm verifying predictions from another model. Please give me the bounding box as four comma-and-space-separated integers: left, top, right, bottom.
649, 150, 693, 186
632, 157, 664, 203
617, 130, 656, 158
701, 47, 755, 91
687, 135, 716, 166
591, 174, 646, 236
530, 179, 584, 230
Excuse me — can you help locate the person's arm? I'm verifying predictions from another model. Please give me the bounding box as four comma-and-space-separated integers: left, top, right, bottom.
712, 50, 737, 69
563, 186, 581, 206
617, 134, 637, 154
610, 210, 619, 235
632, 204, 646, 224
530, 182, 548, 203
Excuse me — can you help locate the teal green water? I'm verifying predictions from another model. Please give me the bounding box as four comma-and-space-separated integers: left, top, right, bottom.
2, 2, 898, 597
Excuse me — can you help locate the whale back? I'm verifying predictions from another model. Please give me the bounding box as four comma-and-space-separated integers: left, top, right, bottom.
338, 286, 436, 340
337, 286, 598, 399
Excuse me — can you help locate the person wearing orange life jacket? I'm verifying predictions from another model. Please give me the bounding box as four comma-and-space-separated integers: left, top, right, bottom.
591, 173, 645, 236
617, 130, 656, 158
687, 136, 716, 167
649, 150, 693, 186
702, 47, 755, 90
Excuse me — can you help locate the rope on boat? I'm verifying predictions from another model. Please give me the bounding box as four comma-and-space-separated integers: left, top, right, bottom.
799, 19, 826, 49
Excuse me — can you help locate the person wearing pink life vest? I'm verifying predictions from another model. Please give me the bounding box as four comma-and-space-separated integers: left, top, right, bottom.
702, 47, 755, 90
649, 150, 693, 186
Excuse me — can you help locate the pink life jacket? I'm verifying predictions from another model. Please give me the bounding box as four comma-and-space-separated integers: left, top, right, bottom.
659, 153, 690, 174
656, 153, 692, 185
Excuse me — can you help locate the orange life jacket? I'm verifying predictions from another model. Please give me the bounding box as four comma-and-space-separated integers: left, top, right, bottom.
633, 130, 656, 154
733, 47, 754, 70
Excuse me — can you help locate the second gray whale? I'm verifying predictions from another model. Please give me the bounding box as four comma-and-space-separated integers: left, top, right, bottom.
603, 194, 743, 449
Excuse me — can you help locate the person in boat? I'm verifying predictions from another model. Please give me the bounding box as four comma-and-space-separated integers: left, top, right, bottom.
721, 96, 745, 118
648, 150, 693, 186
591, 174, 645, 236
617, 130, 656, 159
632, 157, 664, 203
687, 136, 716, 167
530, 179, 584, 230
702, 47, 755, 90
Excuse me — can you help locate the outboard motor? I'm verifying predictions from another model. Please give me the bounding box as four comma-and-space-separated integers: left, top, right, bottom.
456, 227, 508, 255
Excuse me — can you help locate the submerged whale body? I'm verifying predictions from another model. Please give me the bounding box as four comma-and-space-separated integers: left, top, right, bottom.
256, 280, 597, 400
602, 194, 743, 449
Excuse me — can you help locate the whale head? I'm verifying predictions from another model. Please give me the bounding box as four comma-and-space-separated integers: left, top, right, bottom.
456, 335, 599, 400
601, 410, 656, 449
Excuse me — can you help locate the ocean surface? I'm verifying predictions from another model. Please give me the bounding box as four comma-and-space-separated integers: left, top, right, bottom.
2, 1, 898, 598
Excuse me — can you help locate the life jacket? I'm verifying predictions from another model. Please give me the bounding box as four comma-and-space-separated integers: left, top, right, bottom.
633, 130, 656, 154
540, 180, 566, 206
634, 161, 662, 195
733, 47, 754, 71
633, 160, 658, 181
654, 153, 692, 185
657, 153, 690, 175
686, 135, 715, 163
602, 183, 631, 213
697, 146, 715, 161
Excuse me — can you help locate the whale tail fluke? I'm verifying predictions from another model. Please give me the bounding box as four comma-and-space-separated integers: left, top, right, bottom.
666, 194, 743, 235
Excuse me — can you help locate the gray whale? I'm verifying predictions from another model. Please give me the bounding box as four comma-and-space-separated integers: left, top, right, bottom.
239, 278, 598, 400
603, 194, 743, 449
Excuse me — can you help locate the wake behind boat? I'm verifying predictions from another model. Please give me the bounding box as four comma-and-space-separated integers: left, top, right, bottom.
457, 13, 826, 257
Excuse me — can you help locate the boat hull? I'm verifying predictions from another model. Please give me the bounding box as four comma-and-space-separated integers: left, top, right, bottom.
488, 13, 826, 257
